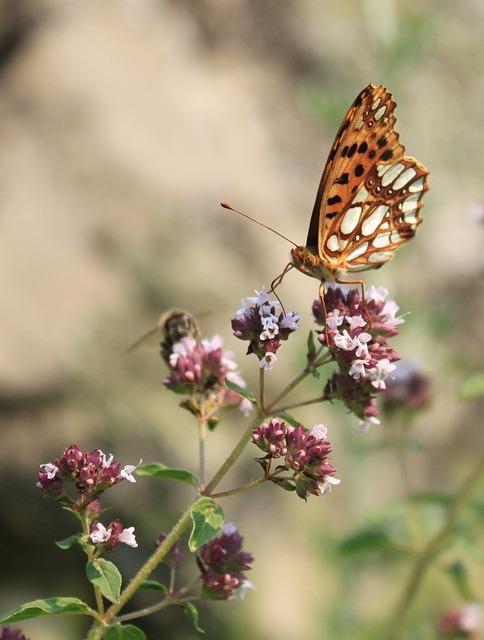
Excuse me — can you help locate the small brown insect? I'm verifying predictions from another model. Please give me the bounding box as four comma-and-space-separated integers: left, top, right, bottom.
127, 309, 201, 363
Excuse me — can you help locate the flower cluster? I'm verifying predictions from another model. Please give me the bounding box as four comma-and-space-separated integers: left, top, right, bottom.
437, 603, 482, 638
252, 419, 340, 500
199, 524, 254, 600
0, 628, 30, 640
232, 289, 300, 369
163, 335, 252, 416
90, 519, 138, 550
155, 533, 184, 569
37, 444, 138, 509
314, 286, 403, 431
381, 360, 431, 415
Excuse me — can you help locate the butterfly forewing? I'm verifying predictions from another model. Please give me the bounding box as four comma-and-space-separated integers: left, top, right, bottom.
304, 84, 428, 277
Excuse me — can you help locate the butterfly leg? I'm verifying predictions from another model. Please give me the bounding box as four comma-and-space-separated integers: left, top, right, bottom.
337, 279, 373, 331
269, 262, 294, 294
318, 281, 331, 345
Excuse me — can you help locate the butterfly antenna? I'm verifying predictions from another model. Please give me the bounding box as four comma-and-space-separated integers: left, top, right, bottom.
221, 202, 297, 247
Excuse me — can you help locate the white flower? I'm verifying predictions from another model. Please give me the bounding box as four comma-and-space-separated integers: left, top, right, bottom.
368, 359, 397, 389
232, 580, 255, 600
90, 523, 111, 544
118, 527, 138, 548
358, 415, 380, 433
326, 309, 344, 331
239, 397, 253, 417
346, 315, 367, 331
349, 359, 367, 380
120, 460, 142, 483
40, 463, 59, 479
309, 424, 328, 440
320, 475, 341, 495
260, 352, 277, 370
334, 330, 358, 351
365, 286, 388, 304
280, 311, 300, 331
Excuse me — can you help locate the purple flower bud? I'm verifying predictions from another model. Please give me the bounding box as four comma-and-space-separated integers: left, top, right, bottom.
0, 627, 30, 640
155, 533, 184, 569
252, 418, 288, 457
199, 524, 253, 600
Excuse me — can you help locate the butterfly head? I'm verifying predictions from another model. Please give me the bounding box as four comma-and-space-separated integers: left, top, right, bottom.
291, 246, 338, 283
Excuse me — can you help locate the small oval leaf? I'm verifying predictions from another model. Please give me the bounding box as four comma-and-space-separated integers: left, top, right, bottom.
189, 497, 224, 551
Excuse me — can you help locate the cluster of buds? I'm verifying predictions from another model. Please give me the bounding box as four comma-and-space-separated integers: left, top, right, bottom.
314, 286, 403, 432
37, 445, 139, 552
381, 360, 431, 415
252, 419, 340, 500
437, 603, 482, 638
231, 289, 300, 369
163, 335, 252, 416
198, 524, 253, 600
36, 444, 138, 508
0, 628, 29, 640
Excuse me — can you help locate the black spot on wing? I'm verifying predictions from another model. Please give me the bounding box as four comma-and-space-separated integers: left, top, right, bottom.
336, 172, 349, 184
377, 136, 387, 148
354, 164, 364, 177
326, 212, 338, 219
381, 149, 393, 161
327, 195, 342, 205
358, 141, 368, 153
347, 143, 357, 158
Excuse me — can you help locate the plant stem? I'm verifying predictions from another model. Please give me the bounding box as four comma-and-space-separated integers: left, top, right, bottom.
85, 506, 193, 640
385, 450, 484, 639
198, 417, 206, 491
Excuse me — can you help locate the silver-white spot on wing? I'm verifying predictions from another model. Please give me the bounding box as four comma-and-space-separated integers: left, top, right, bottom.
393, 167, 417, 190
347, 242, 369, 261
361, 205, 389, 236
341, 206, 362, 235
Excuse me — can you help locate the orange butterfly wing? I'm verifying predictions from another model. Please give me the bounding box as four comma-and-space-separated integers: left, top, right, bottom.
305, 84, 429, 278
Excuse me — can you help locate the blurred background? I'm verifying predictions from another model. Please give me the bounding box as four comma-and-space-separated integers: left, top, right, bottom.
1, 0, 483, 638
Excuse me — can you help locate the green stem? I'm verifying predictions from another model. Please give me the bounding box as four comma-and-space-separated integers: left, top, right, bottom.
86, 506, 193, 640
385, 449, 484, 639
271, 395, 328, 414
209, 475, 268, 498
199, 417, 206, 491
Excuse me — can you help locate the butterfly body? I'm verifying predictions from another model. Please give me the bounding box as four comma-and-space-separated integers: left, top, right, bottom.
291, 84, 429, 287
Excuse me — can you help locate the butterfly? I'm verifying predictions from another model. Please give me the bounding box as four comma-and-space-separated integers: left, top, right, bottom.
290, 83, 429, 293
127, 309, 201, 363
223, 84, 429, 320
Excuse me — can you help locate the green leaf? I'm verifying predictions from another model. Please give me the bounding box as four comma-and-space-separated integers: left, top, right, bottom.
225, 379, 256, 403
136, 463, 199, 489
0, 597, 91, 624
138, 580, 169, 594
207, 416, 220, 431
56, 533, 84, 550
444, 561, 475, 601
104, 623, 146, 640
189, 497, 224, 551
179, 398, 199, 416
307, 330, 317, 358
457, 374, 484, 400
338, 528, 395, 556
86, 559, 122, 604
180, 601, 205, 633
